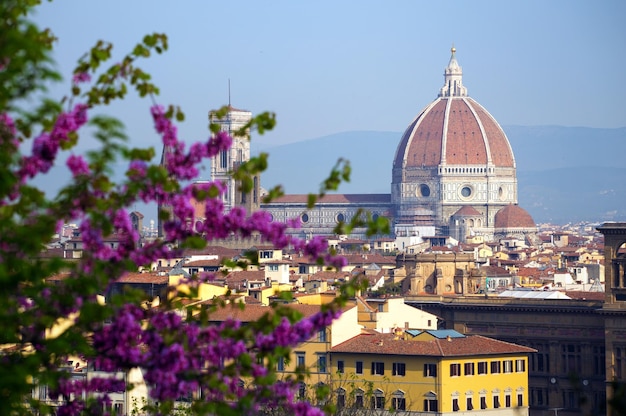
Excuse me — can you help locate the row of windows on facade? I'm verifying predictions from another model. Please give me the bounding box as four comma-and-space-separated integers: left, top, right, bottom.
348, 359, 526, 377
298, 384, 524, 413
450, 359, 526, 376
35, 385, 124, 414
451, 394, 524, 412
526, 342, 605, 375
437, 166, 496, 174
531, 387, 607, 411
296, 384, 409, 411
279, 355, 526, 376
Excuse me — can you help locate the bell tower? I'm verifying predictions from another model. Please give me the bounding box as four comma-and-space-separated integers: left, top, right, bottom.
209, 105, 260, 213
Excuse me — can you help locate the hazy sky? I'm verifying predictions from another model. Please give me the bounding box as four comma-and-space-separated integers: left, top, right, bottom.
33, 0, 625, 152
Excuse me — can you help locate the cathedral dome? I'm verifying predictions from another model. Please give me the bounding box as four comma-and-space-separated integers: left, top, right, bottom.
393, 48, 515, 170
494, 205, 536, 229
392, 48, 520, 240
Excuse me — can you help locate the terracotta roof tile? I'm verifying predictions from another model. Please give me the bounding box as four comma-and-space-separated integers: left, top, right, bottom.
224, 270, 265, 283
309, 270, 351, 281
206, 302, 355, 323
479, 265, 511, 277
564, 291, 605, 301
116, 272, 168, 284
331, 332, 536, 357
494, 205, 536, 229
453, 206, 482, 216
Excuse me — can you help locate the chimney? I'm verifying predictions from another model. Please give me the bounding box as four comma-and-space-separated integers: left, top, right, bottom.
446, 335, 452, 342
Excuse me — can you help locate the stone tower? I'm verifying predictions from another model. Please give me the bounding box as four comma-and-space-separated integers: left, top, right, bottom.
209, 105, 260, 214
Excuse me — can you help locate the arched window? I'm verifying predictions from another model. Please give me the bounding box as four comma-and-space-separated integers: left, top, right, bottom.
354, 388, 364, 409
465, 391, 474, 411
492, 388, 501, 408
371, 389, 385, 410
452, 391, 460, 412
336, 388, 346, 410
423, 391, 438, 412
392, 390, 406, 411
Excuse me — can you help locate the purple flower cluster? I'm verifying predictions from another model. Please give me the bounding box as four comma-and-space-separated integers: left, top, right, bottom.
72, 71, 91, 84
0, 113, 18, 149
254, 307, 342, 352
150, 105, 232, 181
66, 154, 90, 177
92, 304, 145, 369
92, 307, 260, 403
77, 209, 139, 264
52, 376, 126, 416
8, 82, 348, 415
17, 103, 88, 183
87, 301, 342, 415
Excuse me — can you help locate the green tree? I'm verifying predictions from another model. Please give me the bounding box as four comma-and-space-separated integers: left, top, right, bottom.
0, 1, 388, 415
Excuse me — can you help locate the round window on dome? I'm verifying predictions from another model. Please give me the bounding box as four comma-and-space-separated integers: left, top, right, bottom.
301, 213, 309, 223
336, 213, 345, 223
459, 185, 473, 199
416, 183, 430, 198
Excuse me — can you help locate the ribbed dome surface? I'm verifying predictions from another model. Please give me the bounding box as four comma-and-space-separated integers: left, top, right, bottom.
494, 205, 536, 229
393, 97, 515, 169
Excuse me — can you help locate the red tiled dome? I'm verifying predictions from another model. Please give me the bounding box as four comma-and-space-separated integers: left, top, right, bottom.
494, 205, 536, 229
393, 97, 514, 169
393, 48, 515, 171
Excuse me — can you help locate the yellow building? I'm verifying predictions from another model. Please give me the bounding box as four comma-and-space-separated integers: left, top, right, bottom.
206, 301, 362, 387
330, 329, 535, 415
274, 303, 361, 390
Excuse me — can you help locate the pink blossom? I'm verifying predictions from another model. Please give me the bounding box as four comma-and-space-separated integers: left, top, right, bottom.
72, 71, 91, 84
66, 154, 90, 176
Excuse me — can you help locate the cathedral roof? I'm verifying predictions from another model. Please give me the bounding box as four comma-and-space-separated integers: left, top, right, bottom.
494, 204, 536, 229
393, 48, 515, 170
269, 194, 391, 204
453, 206, 482, 216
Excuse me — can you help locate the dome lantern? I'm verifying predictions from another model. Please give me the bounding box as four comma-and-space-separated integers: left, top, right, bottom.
439, 45, 467, 98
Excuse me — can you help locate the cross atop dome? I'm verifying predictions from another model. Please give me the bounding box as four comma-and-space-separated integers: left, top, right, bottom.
438, 45, 468, 98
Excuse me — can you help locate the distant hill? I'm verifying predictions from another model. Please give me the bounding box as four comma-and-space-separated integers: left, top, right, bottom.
505, 125, 626, 171
254, 130, 399, 194
254, 126, 626, 224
